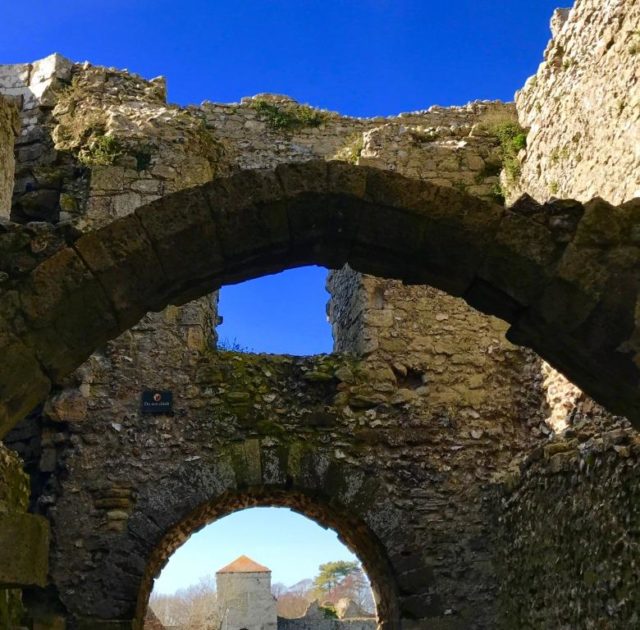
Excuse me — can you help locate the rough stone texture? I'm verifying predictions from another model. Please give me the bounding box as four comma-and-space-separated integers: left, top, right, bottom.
7, 348, 537, 629
0, 94, 18, 217
510, 0, 640, 435
514, 0, 640, 205
0, 442, 29, 515
278, 599, 375, 629
1, 167, 639, 433
493, 1, 640, 627
496, 416, 640, 628
0, 53, 224, 446
0, 162, 639, 630
0, 512, 49, 587
0, 163, 639, 630
0, 53, 515, 450
0, 443, 37, 627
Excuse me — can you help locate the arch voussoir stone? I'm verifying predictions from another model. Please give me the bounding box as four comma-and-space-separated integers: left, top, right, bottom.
134, 187, 224, 298
18, 246, 120, 380
205, 169, 292, 280
356, 168, 506, 295
73, 213, 168, 331
507, 197, 640, 419
105, 440, 405, 629
533, 198, 637, 334
1, 162, 640, 436
0, 326, 50, 435
477, 199, 578, 307
275, 161, 363, 270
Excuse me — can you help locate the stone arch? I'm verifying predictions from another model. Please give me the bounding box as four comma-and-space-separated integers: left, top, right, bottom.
1, 160, 639, 433
57, 438, 429, 629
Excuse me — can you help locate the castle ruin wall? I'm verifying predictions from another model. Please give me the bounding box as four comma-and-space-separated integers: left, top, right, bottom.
0, 94, 18, 216
1, 0, 639, 625
514, 0, 640, 205
496, 1, 640, 627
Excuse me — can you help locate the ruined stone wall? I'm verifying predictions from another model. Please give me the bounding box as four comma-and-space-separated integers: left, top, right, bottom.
0, 52, 577, 630
514, 0, 640, 205
496, 415, 640, 628
8, 347, 537, 629
511, 0, 640, 430
0, 54, 225, 450
495, 0, 640, 626
278, 600, 376, 630
0, 54, 514, 444
0, 95, 18, 216
511, 0, 640, 444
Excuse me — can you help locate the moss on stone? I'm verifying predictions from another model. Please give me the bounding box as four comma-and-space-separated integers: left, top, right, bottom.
251, 99, 329, 131
79, 133, 122, 166
492, 122, 527, 182
0, 445, 30, 513
0, 588, 25, 629
333, 133, 364, 164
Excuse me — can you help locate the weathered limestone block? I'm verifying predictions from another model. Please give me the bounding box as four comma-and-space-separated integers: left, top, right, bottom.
0, 513, 49, 587
18, 245, 120, 380
515, 0, 640, 205
0, 443, 29, 514
0, 444, 31, 627
0, 94, 18, 217
0, 326, 51, 437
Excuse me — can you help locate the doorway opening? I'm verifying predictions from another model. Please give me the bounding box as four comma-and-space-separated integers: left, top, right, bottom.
147, 507, 377, 628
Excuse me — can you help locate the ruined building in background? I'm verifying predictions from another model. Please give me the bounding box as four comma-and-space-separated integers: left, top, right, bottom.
216, 556, 277, 630
215, 555, 375, 630
0, 0, 639, 628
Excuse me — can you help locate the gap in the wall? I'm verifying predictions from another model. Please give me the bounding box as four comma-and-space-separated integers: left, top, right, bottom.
216, 266, 333, 355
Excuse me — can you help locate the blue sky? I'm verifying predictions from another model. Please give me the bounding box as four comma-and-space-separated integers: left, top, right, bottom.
1, 0, 568, 594
1, 1, 561, 116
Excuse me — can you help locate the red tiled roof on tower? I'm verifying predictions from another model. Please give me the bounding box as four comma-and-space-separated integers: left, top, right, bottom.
216, 554, 271, 574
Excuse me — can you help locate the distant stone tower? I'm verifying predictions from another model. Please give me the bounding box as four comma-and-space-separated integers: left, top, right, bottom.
216, 555, 277, 630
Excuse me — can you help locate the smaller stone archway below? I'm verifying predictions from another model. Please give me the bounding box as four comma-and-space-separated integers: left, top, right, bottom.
50, 438, 426, 629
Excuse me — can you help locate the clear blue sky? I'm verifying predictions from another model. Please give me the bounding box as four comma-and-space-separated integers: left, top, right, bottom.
154, 507, 360, 594
1, 1, 561, 115
1, 0, 569, 594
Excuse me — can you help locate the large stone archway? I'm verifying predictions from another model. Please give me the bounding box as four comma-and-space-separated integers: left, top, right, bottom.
1, 161, 639, 433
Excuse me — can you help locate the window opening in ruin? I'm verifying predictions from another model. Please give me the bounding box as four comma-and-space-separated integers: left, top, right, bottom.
216, 266, 333, 355
147, 507, 377, 628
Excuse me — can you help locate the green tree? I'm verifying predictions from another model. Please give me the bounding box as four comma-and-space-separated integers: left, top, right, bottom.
313, 561, 360, 596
